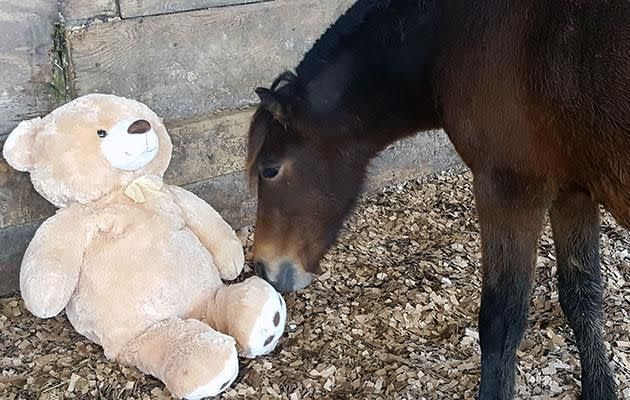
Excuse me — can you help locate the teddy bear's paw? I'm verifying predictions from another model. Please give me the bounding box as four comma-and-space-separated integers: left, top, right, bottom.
213, 238, 245, 281
239, 288, 287, 359
21, 273, 73, 319
181, 351, 239, 400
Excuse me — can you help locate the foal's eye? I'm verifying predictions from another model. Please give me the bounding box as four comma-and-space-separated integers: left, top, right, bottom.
97, 129, 108, 138
261, 166, 280, 179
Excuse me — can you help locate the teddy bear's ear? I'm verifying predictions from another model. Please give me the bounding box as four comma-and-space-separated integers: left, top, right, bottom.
2, 117, 43, 172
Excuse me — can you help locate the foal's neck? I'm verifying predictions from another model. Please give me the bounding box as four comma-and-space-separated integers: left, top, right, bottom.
297, 0, 442, 150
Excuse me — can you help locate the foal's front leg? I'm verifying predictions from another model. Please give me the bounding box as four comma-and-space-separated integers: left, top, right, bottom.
474, 173, 549, 400
550, 191, 616, 399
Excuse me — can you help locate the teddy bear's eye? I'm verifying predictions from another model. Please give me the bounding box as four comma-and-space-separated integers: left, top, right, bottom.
97, 129, 108, 138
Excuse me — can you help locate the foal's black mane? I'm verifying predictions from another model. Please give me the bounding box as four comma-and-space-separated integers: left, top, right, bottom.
269, 0, 434, 96
265, 0, 381, 97
295, 0, 383, 82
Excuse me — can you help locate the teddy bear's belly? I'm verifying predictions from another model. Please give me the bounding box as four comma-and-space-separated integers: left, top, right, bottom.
66, 224, 221, 357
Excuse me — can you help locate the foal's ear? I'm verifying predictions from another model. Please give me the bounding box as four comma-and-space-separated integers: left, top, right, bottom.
255, 87, 286, 123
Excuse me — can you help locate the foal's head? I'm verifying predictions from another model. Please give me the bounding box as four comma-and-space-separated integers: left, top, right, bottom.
247, 0, 441, 292
247, 73, 374, 292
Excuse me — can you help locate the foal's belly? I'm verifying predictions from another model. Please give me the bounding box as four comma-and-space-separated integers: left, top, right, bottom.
581, 154, 630, 228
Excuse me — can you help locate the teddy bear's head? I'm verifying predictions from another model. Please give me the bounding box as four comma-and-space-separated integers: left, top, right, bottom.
2, 94, 172, 207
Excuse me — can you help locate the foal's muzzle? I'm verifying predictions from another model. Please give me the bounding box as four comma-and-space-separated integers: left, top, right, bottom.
254, 259, 313, 292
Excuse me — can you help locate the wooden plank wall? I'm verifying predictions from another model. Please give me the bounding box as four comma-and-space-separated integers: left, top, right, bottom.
68, 0, 354, 121
119, 0, 268, 18
0, 0, 462, 295
0, 1, 59, 138
0, 0, 61, 295
61, 0, 118, 23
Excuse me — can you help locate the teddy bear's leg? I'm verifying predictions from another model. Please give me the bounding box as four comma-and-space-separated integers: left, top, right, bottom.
206, 276, 287, 359
121, 318, 239, 400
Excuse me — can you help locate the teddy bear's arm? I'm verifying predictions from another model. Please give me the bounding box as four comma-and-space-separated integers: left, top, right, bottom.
169, 186, 244, 281
20, 206, 94, 318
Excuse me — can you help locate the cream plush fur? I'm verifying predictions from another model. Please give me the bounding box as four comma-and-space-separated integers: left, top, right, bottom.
3, 94, 287, 399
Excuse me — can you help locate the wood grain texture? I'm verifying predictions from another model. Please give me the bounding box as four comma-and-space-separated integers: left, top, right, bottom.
0, 109, 254, 229
0, 221, 41, 296
0, 106, 459, 230
62, 0, 119, 24
0, 100, 459, 230
184, 170, 255, 228
0, 156, 57, 230
0, 1, 59, 136
67, 0, 355, 122
165, 109, 254, 186
0, 109, 255, 229
119, 0, 267, 19
368, 130, 462, 189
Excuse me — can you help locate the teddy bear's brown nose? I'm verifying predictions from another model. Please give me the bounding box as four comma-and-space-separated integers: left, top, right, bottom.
127, 119, 151, 134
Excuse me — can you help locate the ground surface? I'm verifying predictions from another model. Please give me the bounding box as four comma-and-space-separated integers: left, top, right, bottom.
2, 168, 630, 400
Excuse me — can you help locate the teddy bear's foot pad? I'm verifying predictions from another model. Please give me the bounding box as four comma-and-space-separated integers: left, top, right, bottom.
183, 354, 238, 400
166, 322, 240, 399
239, 280, 287, 359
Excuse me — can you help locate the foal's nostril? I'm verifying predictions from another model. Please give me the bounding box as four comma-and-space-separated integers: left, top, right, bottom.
253, 260, 312, 292
254, 261, 269, 280
273, 263, 297, 293
127, 119, 151, 134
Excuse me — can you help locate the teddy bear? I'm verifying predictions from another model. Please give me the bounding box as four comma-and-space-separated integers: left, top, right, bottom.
2, 93, 287, 399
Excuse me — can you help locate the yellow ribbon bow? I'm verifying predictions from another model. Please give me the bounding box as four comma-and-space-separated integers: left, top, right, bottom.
124, 175, 164, 203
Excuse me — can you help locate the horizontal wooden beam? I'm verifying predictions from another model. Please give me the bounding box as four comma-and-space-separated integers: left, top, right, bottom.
0, 109, 254, 229
1, 98, 460, 229
119, 0, 268, 19
66, 0, 354, 123
165, 110, 254, 186
61, 0, 119, 24
0, 129, 461, 296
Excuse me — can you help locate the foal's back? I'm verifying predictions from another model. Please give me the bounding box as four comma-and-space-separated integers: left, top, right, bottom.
434, 0, 630, 224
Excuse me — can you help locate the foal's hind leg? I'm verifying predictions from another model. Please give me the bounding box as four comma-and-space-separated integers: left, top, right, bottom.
473, 172, 549, 400
550, 191, 616, 399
